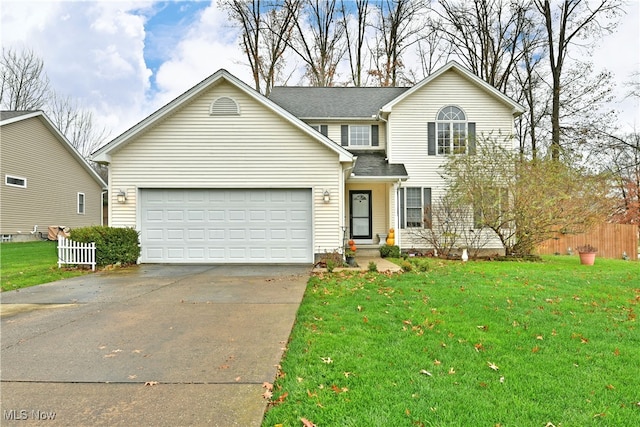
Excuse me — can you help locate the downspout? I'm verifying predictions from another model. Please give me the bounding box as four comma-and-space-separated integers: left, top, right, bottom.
101, 191, 107, 226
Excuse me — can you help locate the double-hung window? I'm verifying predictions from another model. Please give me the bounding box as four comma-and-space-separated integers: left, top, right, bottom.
77, 192, 85, 215
341, 125, 379, 147
399, 187, 432, 228
437, 106, 467, 154
428, 107, 475, 156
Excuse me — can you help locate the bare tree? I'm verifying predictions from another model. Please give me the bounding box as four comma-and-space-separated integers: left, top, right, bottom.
221, 0, 299, 95
369, 0, 425, 87
534, 0, 623, 161
48, 94, 110, 158
433, 0, 532, 93
288, 0, 346, 86
1, 47, 50, 110
340, 0, 370, 86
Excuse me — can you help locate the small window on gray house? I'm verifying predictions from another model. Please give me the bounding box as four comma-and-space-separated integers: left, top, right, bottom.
5, 175, 27, 188
210, 97, 240, 116
77, 193, 85, 215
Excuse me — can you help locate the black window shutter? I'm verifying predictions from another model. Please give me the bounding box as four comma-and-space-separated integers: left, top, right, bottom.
320, 125, 328, 136
468, 122, 476, 154
341, 125, 349, 146
428, 122, 436, 155
371, 125, 379, 146
423, 188, 432, 228
399, 188, 405, 229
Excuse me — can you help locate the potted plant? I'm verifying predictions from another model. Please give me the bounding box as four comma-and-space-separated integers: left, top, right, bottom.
576, 244, 597, 265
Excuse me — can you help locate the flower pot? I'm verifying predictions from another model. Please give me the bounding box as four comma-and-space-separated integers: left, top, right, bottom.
579, 251, 596, 266
345, 255, 357, 267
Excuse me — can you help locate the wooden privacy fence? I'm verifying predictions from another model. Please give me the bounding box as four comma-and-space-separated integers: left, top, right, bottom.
57, 235, 96, 271
537, 223, 638, 259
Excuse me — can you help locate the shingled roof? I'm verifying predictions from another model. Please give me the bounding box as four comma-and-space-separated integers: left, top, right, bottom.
350, 150, 408, 179
0, 111, 39, 121
269, 87, 409, 118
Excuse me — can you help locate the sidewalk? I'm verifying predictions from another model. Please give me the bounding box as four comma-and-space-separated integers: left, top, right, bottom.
313, 255, 402, 273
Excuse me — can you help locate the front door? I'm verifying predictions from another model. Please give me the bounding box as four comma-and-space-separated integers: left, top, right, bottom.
350, 190, 372, 239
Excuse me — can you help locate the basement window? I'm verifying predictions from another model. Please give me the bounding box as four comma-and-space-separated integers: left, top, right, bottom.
5, 175, 26, 188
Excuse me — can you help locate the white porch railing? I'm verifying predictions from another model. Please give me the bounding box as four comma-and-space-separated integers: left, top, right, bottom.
57, 235, 96, 271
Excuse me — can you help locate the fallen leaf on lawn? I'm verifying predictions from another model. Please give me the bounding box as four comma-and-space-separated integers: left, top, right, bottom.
488, 362, 499, 371
144, 381, 158, 386
307, 389, 317, 398
262, 390, 273, 399
532, 346, 540, 353
420, 370, 432, 376
593, 413, 605, 418
500, 376, 505, 383
605, 384, 615, 390
448, 367, 456, 375
301, 418, 316, 427
263, 382, 274, 391
275, 392, 288, 403
474, 343, 484, 352
344, 372, 352, 378
363, 316, 368, 323
477, 325, 488, 331
614, 348, 620, 356
536, 335, 544, 340
321, 357, 333, 364
433, 359, 441, 365
581, 337, 589, 344
357, 305, 362, 312
545, 423, 556, 427
297, 377, 304, 382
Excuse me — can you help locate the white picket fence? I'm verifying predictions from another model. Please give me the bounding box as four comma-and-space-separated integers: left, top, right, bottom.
57, 235, 96, 271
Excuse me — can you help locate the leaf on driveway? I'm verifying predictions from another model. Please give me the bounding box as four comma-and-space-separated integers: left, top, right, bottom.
262, 390, 273, 400
263, 382, 274, 391
144, 381, 158, 386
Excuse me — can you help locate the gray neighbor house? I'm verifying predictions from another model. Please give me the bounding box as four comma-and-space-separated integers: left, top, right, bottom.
0, 110, 107, 241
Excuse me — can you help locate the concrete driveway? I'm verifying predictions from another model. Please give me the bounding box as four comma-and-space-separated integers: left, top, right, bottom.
0, 264, 310, 426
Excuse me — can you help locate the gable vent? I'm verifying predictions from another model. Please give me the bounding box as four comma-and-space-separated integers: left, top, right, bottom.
210, 97, 240, 116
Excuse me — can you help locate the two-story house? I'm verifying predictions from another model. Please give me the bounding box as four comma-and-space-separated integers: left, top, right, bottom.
92, 61, 524, 264
1, 111, 107, 241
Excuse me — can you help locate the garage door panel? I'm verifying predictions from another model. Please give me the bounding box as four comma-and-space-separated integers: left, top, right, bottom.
141, 189, 312, 263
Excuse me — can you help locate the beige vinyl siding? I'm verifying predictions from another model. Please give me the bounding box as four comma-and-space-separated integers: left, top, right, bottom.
110, 81, 344, 252
388, 69, 516, 249
0, 117, 104, 234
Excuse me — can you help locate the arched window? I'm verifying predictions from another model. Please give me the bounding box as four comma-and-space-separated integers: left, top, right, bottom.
436, 106, 467, 154
209, 97, 240, 116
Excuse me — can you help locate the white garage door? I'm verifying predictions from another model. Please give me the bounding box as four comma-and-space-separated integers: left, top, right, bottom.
140, 189, 313, 263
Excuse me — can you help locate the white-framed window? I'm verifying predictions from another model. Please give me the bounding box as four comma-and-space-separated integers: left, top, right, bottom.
399, 187, 432, 228
310, 124, 328, 136
5, 174, 27, 188
349, 125, 371, 146
77, 192, 85, 215
437, 106, 467, 155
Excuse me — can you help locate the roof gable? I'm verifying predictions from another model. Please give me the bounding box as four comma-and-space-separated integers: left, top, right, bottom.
1, 110, 106, 189
380, 61, 525, 116
92, 70, 353, 163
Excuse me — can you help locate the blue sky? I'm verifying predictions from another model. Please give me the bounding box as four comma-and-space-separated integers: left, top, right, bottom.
1, 0, 638, 141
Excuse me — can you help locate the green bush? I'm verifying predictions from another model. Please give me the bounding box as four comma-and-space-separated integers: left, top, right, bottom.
379, 244, 400, 258
70, 226, 140, 267
367, 261, 378, 272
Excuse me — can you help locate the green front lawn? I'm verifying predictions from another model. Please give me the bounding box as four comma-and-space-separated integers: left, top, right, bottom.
1, 241, 92, 291
262, 257, 639, 426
